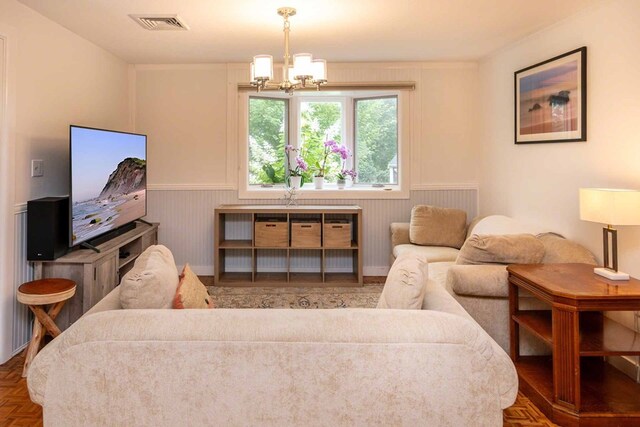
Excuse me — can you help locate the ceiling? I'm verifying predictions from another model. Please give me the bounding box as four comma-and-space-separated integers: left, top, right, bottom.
18, 0, 603, 64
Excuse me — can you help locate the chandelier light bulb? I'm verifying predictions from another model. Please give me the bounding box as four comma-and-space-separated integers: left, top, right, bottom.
293, 53, 313, 78
253, 55, 273, 80
312, 59, 327, 82
288, 66, 300, 85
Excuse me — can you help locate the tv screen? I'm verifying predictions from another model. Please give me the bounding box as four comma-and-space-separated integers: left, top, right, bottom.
70, 125, 147, 247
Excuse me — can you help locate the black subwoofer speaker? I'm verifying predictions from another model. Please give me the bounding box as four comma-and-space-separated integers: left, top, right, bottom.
27, 196, 69, 260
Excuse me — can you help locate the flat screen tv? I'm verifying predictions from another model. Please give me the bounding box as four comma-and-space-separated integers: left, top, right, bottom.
70, 125, 147, 248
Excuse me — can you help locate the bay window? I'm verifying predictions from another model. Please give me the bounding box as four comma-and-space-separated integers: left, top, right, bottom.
246, 91, 400, 190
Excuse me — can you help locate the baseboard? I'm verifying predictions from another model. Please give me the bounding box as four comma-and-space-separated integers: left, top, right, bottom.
364, 266, 390, 276
608, 355, 639, 382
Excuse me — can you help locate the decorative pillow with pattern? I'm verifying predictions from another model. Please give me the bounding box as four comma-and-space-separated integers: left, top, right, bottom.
377, 253, 429, 309
173, 263, 214, 309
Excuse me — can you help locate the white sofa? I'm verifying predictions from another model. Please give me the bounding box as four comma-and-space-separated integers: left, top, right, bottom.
391, 214, 596, 353
28, 257, 518, 426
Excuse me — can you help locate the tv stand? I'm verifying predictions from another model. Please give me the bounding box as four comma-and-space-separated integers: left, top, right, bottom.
80, 242, 100, 253
33, 222, 158, 330
83, 222, 137, 248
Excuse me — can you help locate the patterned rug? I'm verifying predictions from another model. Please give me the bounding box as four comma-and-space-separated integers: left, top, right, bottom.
204, 280, 555, 426
207, 284, 383, 309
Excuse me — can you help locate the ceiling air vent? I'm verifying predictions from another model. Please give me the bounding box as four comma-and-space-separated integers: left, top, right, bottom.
129, 14, 190, 31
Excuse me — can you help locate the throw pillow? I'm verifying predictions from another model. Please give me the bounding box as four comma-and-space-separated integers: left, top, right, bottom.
377, 253, 429, 309
119, 245, 180, 309
174, 264, 214, 309
537, 232, 597, 265
409, 205, 467, 249
455, 234, 545, 265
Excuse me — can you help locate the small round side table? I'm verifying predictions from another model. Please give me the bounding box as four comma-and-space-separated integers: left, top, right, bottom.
17, 278, 76, 377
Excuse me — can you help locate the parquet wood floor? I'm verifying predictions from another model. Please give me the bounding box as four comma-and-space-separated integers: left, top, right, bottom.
1, 353, 552, 427
0, 353, 42, 427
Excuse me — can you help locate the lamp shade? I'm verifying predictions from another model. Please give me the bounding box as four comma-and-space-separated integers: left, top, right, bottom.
579, 188, 640, 226
253, 55, 273, 80
312, 59, 327, 81
293, 53, 313, 77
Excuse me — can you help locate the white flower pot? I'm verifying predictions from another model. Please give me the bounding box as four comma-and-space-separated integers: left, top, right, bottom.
289, 176, 302, 189
337, 179, 346, 190
313, 176, 324, 189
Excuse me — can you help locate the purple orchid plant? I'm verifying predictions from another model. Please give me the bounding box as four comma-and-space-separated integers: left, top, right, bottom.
285, 144, 308, 177
315, 139, 337, 177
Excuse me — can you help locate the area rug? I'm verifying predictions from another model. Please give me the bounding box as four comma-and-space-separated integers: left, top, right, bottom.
207, 284, 384, 309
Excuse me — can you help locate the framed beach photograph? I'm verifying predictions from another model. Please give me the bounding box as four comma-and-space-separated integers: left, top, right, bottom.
515, 47, 586, 144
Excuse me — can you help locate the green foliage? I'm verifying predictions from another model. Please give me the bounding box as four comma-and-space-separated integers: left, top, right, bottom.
299, 101, 342, 181
248, 95, 398, 186
248, 97, 287, 184
355, 97, 398, 184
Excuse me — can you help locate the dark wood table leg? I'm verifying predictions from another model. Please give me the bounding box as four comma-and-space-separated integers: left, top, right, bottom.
509, 281, 520, 360
552, 306, 581, 411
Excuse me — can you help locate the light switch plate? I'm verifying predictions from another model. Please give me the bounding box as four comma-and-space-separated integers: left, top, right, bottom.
31, 159, 44, 177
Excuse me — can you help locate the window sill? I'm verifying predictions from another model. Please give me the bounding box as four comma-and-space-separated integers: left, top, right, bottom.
238, 184, 409, 200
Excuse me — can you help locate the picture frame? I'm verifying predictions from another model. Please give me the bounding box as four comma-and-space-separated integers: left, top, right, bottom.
514, 46, 586, 144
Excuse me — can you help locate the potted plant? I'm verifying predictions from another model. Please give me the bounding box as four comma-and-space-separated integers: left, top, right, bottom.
331, 143, 352, 189
313, 139, 338, 189
336, 169, 357, 189
285, 144, 307, 189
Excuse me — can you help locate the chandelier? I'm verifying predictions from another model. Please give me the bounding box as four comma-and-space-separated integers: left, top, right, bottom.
250, 7, 327, 94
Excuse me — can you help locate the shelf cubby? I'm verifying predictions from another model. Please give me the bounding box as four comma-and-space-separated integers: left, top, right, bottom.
214, 205, 362, 287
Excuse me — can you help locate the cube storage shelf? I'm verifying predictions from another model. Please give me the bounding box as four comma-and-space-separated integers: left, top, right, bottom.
214, 205, 363, 286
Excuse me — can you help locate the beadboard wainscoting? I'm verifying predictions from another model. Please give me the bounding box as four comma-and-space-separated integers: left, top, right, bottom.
146, 188, 478, 276
12, 206, 32, 355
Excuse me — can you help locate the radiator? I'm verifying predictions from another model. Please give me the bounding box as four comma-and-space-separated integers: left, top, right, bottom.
12, 208, 32, 355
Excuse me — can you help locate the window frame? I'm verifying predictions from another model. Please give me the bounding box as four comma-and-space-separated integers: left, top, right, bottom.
353, 94, 399, 186
238, 89, 409, 200
247, 95, 289, 186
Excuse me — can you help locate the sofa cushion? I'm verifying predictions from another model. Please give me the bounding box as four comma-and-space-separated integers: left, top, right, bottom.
174, 264, 214, 309
377, 253, 429, 309
456, 234, 545, 265
446, 265, 509, 298
393, 244, 460, 263
469, 215, 543, 236
538, 233, 597, 264
409, 205, 467, 249
120, 245, 179, 309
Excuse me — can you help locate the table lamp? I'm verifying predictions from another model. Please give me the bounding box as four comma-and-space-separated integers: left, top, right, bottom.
579, 188, 640, 280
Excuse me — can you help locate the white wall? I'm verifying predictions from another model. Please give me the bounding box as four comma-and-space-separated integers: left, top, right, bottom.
0, 0, 131, 362
479, 0, 640, 273
0, 0, 131, 204
134, 62, 480, 189
478, 0, 640, 337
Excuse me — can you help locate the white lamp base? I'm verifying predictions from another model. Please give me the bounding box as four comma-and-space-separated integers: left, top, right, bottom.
594, 267, 630, 281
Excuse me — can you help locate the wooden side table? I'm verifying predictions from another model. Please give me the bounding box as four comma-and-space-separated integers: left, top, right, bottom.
507, 263, 640, 426
17, 278, 76, 377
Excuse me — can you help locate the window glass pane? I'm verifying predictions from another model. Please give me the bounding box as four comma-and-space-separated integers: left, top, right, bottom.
355, 97, 398, 184
249, 97, 287, 185
300, 101, 343, 180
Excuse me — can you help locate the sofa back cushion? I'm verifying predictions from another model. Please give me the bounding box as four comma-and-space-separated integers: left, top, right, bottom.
409, 205, 467, 249
120, 245, 179, 309
456, 234, 545, 265
468, 215, 543, 237
538, 233, 597, 264
377, 253, 429, 309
